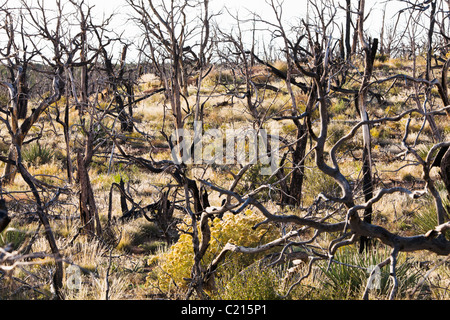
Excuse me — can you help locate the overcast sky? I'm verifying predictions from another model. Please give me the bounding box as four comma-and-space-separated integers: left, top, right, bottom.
23, 0, 409, 32
33, 0, 409, 39
79, 0, 407, 31
13, 0, 411, 62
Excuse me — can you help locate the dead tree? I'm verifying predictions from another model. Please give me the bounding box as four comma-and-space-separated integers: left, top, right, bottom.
0, 0, 73, 184
0, 8, 34, 183
128, 0, 185, 143
200, 107, 450, 301
214, 4, 310, 208
76, 131, 102, 237
0, 199, 10, 233
356, 0, 377, 253
93, 25, 135, 133
73, 0, 90, 113
128, 0, 214, 151
0, 9, 34, 120
0, 0, 67, 293
0, 69, 66, 299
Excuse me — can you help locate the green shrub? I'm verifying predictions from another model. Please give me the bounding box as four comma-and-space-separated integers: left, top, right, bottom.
413, 191, 449, 236
22, 143, 54, 166
206, 70, 238, 86
0, 93, 9, 106
303, 166, 340, 205
331, 99, 347, 115
0, 228, 27, 250
147, 210, 279, 294
220, 264, 283, 300
370, 126, 392, 141
235, 164, 279, 202
327, 123, 347, 146
316, 246, 420, 299
375, 54, 389, 62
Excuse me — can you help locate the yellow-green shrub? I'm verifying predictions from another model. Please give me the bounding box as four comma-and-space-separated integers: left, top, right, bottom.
147, 209, 279, 293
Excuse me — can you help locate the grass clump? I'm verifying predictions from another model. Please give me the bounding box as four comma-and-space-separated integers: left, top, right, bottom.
22, 143, 54, 166
218, 263, 283, 300
412, 190, 450, 237
0, 227, 28, 250
315, 246, 421, 300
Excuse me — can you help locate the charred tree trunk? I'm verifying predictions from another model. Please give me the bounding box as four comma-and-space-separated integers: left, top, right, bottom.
118, 45, 133, 132
345, 0, 352, 60
101, 44, 133, 133
119, 177, 129, 214
439, 149, 450, 223
2, 70, 64, 184
63, 88, 74, 184
426, 0, 437, 82
76, 136, 102, 237
357, 1, 378, 253
78, 5, 89, 114
3, 144, 19, 184
17, 162, 64, 299
286, 121, 308, 207
125, 82, 135, 130
359, 40, 377, 251
360, 132, 374, 253
116, 94, 132, 132
17, 64, 29, 119
283, 83, 318, 207
55, 76, 74, 184
0, 199, 10, 233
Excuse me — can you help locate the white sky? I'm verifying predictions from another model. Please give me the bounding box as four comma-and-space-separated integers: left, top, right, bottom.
8, 0, 411, 62
84, 0, 408, 57
93, 0, 408, 44
75, 0, 408, 32
87, 0, 408, 23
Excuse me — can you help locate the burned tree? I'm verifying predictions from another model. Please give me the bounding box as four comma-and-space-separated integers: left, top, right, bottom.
0, 9, 33, 120
356, 0, 378, 253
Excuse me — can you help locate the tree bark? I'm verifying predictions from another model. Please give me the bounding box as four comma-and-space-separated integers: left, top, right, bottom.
2, 71, 64, 184
357, 0, 378, 252
345, 0, 352, 60
439, 148, 450, 222
0, 199, 10, 234
17, 163, 64, 299
286, 121, 308, 207
17, 64, 29, 119
77, 137, 102, 237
